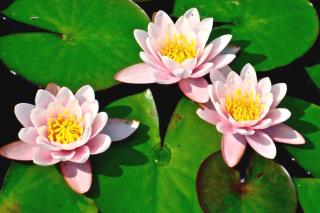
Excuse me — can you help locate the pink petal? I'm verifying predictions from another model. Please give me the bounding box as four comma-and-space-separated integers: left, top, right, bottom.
161, 56, 181, 71
45, 83, 61, 96
18, 127, 38, 145
198, 42, 214, 66
264, 124, 305, 145
236, 128, 255, 136
246, 131, 276, 159
90, 112, 108, 139
87, 134, 111, 154
172, 68, 192, 79
190, 63, 213, 78
184, 8, 200, 28
268, 108, 291, 126
35, 89, 55, 109
56, 87, 75, 106
75, 85, 95, 105
211, 54, 236, 70
181, 58, 197, 72
148, 23, 161, 40
69, 146, 90, 163
0, 141, 37, 161
146, 38, 161, 61
30, 108, 48, 127
253, 118, 273, 129
60, 160, 92, 194
197, 18, 213, 48
221, 133, 247, 167
114, 63, 157, 84
102, 118, 139, 142
206, 35, 232, 61
140, 52, 166, 72
65, 99, 82, 119
214, 81, 227, 101
257, 77, 272, 96
134, 29, 148, 52
226, 71, 242, 86
196, 108, 220, 125
216, 121, 235, 134
33, 148, 60, 165
81, 100, 98, 119
221, 45, 241, 55
36, 136, 61, 151
271, 83, 287, 108
46, 101, 64, 118
154, 71, 181, 84
240, 63, 257, 85
154, 10, 174, 29
210, 66, 232, 83
14, 103, 35, 127
178, 77, 209, 103
51, 150, 75, 161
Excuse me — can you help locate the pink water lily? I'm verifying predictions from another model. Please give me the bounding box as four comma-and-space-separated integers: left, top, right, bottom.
0, 84, 139, 193
115, 8, 236, 103
197, 64, 305, 167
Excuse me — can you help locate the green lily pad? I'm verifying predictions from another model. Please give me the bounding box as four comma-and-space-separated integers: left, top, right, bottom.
0, 0, 148, 91
173, 0, 319, 71
306, 64, 320, 90
89, 94, 221, 212
197, 152, 297, 212
0, 162, 97, 213
293, 178, 320, 212
280, 97, 320, 177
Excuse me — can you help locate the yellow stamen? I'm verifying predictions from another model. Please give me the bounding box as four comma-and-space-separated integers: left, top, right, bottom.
47, 111, 83, 144
225, 89, 263, 121
160, 33, 197, 63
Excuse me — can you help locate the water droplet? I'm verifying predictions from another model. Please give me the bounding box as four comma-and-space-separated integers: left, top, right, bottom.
240, 178, 246, 183
297, 184, 301, 187
2, 17, 6, 20
307, 171, 311, 175
152, 144, 171, 166
10, 70, 16, 75
291, 158, 295, 161
29, 16, 39, 20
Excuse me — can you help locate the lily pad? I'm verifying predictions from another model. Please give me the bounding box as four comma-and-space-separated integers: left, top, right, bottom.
89, 94, 221, 212
0, 0, 149, 91
280, 97, 320, 177
197, 152, 297, 212
306, 64, 320, 90
173, 0, 319, 71
293, 178, 320, 212
0, 162, 97, 213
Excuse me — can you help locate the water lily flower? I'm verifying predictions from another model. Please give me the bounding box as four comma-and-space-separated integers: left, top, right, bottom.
115, 8, 236, 103
0, 84, 139, 193
197, 64, 305, 167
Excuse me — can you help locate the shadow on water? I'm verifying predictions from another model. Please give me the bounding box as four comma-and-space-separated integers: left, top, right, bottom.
88, 122, 150, 198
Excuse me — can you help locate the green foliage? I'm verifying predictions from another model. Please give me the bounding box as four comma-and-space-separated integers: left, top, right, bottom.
0, 0, 149, 91
173, 0, 319, 71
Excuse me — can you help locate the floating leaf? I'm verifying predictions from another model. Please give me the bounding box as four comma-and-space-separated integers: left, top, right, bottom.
197, 152, 297, 212
0, 0, 149, 91
293, 178, 320, 212
89, 94, 221, 212
173, 0, 319, 71
281, 97, 320, 177
0, 162, 97, 213
306, 64, 320, 90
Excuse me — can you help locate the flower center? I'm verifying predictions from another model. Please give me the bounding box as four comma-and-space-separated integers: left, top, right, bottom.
160, 34, 197, 63
225, 89, 263, 121
47, 112, 83, 144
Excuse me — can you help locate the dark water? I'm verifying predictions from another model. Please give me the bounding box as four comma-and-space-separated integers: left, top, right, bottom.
0, 0, 319, 212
